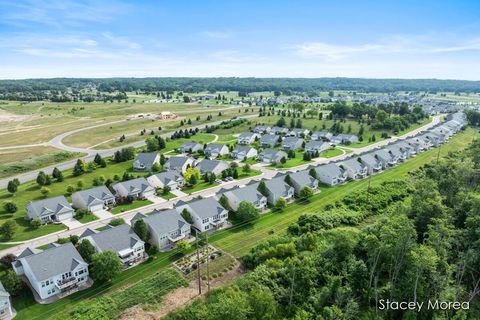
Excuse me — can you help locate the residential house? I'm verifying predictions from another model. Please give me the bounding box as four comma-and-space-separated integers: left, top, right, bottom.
112, 177, 155, 199
258, 148, 288, 164
339, 158, 368, 180
270, 127, 289, 135
260, 134, 280, 148
311, 131, 333, 141
372, 149, 397, 168
195, 159, 230, 176
204, 143, 229, 158
253, 125, 271, 134
147, 171, 185, 190
163, 156, 195, 174
221, 185, 268, 212
287, 170, 319, 195
395, 141, 416, 157
231, 146, 258, 161
359, 153, 383, 174
25, 196, 74, 224
176, 197, 228, 232
385, 144, 407, 162
79, 224, 146, 268
312, 163, 348, 186
12, 243, 89, 302
179, 141, 203, 154
288, 128, 310, 137
0, 282, 13, 320
133, 153, 160, 172
72, 186, 115, 212
332, 134, 359, 144
254, 177, 295, 205
281, 137, 304, 151
304, 141, 330, 154
132, 209, 191, 250
237, 132, 259, 145
419, 132, 442, 147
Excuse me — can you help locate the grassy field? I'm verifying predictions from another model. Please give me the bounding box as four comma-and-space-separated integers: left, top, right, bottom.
322, 147, 345, 158
9, 127, 476, 320
0, 147, 83, 179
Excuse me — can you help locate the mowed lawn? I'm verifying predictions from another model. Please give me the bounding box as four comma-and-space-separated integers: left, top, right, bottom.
10, 127, 476, 320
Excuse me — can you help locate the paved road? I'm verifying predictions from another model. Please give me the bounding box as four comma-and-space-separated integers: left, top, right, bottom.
0, 115, 442, 255
0, 114, 258, 189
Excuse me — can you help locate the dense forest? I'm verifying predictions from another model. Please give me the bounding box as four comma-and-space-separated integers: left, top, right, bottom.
0, 78, 480, 101
166, 137, 480, 320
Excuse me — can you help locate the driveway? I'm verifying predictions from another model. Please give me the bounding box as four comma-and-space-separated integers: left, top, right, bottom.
61, 218, 83, 230
170, 189, 187, 197
93, 210, 114, 220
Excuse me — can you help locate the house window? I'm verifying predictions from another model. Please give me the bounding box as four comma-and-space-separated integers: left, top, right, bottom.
204, 225, 209, 230
202, 218, 209, 224
41, 282, 45, 287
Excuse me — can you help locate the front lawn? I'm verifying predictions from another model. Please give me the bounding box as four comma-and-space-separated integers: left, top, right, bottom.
158, 192, 177, 200
110, 199, 154, 214
321, 148, 345, 158
237, 169, 262, 179
268, 151, 312, 169
183, 181, 218, 194
77, 214, 99, 224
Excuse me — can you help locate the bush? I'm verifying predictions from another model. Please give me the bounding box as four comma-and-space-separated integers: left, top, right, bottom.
109, 218, 126, 226
3, 202, 17, 213
30, 218, 42, 229
74, 209, 89, 220
2, 270, 23, 295
0, 254, 16, 269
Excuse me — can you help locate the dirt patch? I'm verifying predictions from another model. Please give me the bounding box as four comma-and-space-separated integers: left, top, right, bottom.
120, 256, 245, 320
0, 109, 35, 123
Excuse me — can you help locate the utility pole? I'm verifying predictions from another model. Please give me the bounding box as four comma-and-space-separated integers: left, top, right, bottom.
205, 232, 211, 293
436, 144, 442, 164
195, 231, 202, 295
366, 173, 372, 205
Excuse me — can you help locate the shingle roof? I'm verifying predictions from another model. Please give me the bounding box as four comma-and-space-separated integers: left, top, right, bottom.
151, 171, 184, 185
260, 135, 279, 144
232, 145, 256, 155
113, 177, 153, 195
80, 224, 143, 253
314, 163, 344, 179
25, 196, 73, 219
196, 159, 229, 173
341, 158, 365, 171
282, 137, 303, 146
305, 140, 329, 149
224, 185, 265, 203
177, 197, 227, 219
73, 186, 115, 206
134, 153, 159, 166
289, 170, 317, 186
142, 208, 189, 236
20, 243, 86, 281
204, 144, 227, 153
166, 156, 193, 169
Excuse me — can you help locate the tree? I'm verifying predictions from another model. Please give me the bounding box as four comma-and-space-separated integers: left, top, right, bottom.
0, 254, 16, 269
176, 239, 191, 254
160, 154, 166, 165
40, 187, 51, 198
375, 110, 388, 123
36, 171, 47, 186
2, 270, 23, 295
52, 167, 64, 182
280, 157, 287, 165
257, 181, 268, 197
3, 202, 17, 213
299, 186, 314, 201
236, 201, 260, 223
7, 180, 18, 195
30, 218, 42, 229
0, 221, 16, 241
133, 219, 149, 242
151, 162, 161, 172
90, 251, 123, 282
66, 185, 75, 195
146, 137, 159, 152
276, 117, 286, 127
77, 239, 96, 262
242, 164, 251, 173
189, 174, 198, 186
162, 185, 171, 195
275, 198, 287, 212
181, 208, 193, 224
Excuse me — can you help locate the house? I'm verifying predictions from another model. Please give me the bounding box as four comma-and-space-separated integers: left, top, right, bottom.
385, 144, 407, 161
270, 127, 289, 135
220, 185, 268, 212
312, 163, 348, 186
112, 177, 155, 199
0, 281, 13, 319
359, 153, 383, 174
133, 153, 160, 172
179, 142, 203, 154
287, 128, 310, 137
147, 171, 185, 190
253, 125, 271, 134
132, 209, 191, 250
339, 158, 368, 180
311, 131, 333, 141
176, 197, 228, 232
419, 132, 442, 147
405, 139, 424, 154
231, 146, 258, 161
12, 243, 89, 302
287, 170, 319, 195
79, 224, 146, 268
304, 141, 330, 154
260, 134, 280, 148
281, 137, 304, 151
195, 159, 230, 176
204, 144, 229, 158
332, 134, 359, 144
25, 196, 74, 224
72, 186, 115, 212
253, 177, 295, 205
237, 132, 259, 145
163, 156, 195, 173
258, 148, 288, 164
372, 149, 397, 167
412, 136, 433, 150
395, 141, 416, 157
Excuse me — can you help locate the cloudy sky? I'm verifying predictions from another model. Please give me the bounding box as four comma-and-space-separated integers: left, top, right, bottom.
0, 0, 479, 79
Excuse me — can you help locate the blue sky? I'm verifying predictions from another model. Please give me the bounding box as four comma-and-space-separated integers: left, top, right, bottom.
0, 0, 479, 79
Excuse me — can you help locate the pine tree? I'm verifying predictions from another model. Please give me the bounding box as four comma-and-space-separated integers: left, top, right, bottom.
36, 171, 47, 186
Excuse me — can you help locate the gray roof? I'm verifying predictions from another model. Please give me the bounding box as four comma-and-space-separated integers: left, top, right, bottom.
373, 149, 393, 161
25, 195, 73, 219
290, 128, 309, 134
305, 140, 329, 149
238, 132, 256, 139
359, 153, 380, 166
180, 141, 202, 149
282, 137, 303, 146
0, 281, 8, 297
19, 243, 86, 281
134, 153, 159, 166
335, 134, 358, 140
151, 171, 184, 185
80, 224, 143, 253
196, 159, 229, 173
224, 185, 265, 203
385, 144, 403, 157
166, 156, 193, 169
312, 131, 332, 137
232, 145, 256, 155
314, 163, 345, 179
73, 186, 115, 206
260, 134, 279, 144
142, 208, 189, 235
177, 197, 227, 219
112, 177, 153, 194
205, 143, 227, 153
264, 177, 293, 197
289, 170, 317, 186
17, 247, 42, 259
260, 148, 287, 160
341, 158, 365, 171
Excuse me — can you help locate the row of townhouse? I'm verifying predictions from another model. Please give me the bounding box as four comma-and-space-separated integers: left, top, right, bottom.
252, 126, 359, 144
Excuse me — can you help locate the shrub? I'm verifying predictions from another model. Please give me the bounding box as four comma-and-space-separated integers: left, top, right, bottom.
30, 218, 42, 229
3, 202, 17, 213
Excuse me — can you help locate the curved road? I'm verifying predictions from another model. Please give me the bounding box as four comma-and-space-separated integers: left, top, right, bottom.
0, 114, 259, 189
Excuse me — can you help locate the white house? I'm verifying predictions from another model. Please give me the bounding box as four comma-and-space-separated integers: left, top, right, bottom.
176, 197, 228, 232
25, 196, 74, 224
312, 163, 348, 186
133, 153, 160, 172
112, 177, 155, 199
304, 141, 330, 154
0, 282, 13, 320
72, 186, 115, 212
163, 156, 195, 173
195, 159, 230, 176
340, 158, 368, 180
204, 143, 229, 158
231, 146, 258, 161
147, 171, 185, 189
220, 185, 268, 212
237, 132, 259, 145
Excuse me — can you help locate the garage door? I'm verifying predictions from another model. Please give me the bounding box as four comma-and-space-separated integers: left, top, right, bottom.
142, 190, 155, 198
89, 204, 104, 213
57, 211, 73, 221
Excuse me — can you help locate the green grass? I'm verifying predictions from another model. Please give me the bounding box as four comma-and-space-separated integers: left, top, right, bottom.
268, 150, 312, 168
237, 169, 262, 179
0, 243, 17, 250
77, 213, 98, 224
159, 192, 177, 200
183, 181, 219, 193
321, 147, 345, 158
110, 199, 153, 214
